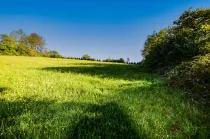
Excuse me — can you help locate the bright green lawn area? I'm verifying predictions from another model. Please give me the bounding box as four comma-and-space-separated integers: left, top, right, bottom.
0, 56, 209, 139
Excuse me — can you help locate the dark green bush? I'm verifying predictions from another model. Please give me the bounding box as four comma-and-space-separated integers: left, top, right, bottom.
142, 8, 210, 73
141, 8, 210, 101
167, 54, 210, 96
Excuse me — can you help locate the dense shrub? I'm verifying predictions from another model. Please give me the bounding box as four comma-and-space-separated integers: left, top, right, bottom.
167, 54, 210, 96
142, 8, 210, 73
17, 43, 33, 56
46, 50, 63, 58
0, 34, 19, 55
142, 8, 210, 100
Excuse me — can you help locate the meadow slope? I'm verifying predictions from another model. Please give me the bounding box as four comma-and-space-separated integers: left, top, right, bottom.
0, 56, 209, 138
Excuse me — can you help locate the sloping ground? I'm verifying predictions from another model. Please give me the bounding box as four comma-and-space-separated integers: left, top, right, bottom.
0, 56, 209, 138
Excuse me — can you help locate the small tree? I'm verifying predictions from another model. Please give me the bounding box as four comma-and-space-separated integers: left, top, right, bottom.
119, 58, 125, 63
82, 54, 91, 60
106, 57, 112, 62
127, 58, 130, 64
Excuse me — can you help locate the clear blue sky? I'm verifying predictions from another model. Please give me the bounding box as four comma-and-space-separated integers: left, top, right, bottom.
0, 0, 210, 62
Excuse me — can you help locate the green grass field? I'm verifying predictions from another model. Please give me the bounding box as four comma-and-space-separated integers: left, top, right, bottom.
0, 56, 209, 139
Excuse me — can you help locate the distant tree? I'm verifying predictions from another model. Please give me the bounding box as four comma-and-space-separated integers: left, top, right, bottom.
47, 50, 62, 58
49, 50, 59, 55
0, 29, 65, 58
119, 58, 125, 63
82, 54, 91, 60
27, 33, 46, 52
127, 58, 130, 64
106, 57, 112, 62
10, 29, 26, 45
92, 58, 96, 61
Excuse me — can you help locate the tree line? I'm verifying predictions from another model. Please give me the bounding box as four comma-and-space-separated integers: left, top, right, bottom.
0, 31, 138, 64
79, 54, 141, 64
0, 29, 63, 58
142, 8, 210, 98
68, 54, 127, 64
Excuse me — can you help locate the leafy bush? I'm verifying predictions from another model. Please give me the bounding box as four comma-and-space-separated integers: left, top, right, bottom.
46, 50, 63, 58
167, 54, 210, 96
17, 43, 32, 56
0, 34, 19, 55
142, 8, 210, 73
142, 8, 210, 101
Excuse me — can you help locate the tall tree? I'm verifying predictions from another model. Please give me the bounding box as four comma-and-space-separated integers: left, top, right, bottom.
27, 33, 46, 52
10, 29, 26, 44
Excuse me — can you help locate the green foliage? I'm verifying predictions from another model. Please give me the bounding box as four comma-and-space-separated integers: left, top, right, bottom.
0, 34, 18, 55
0, 29, 63, 58
119, 58, 125, 63
142, 8, 210, 97
143, 8, 210, 72
142, 29, 170, 72
142, 29, 168, 58
46, 50, 63, 58
82, 54, 91, 60
17, 43, 33, 56
106, 57, 112, 62
167, 54, 210, 95
105, 57, 125, 63
26, 33, 46, 52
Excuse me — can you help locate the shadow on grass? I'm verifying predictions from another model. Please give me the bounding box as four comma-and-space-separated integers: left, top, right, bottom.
1, 85, 209, 138
0, 98, 145, 138
68, 102, 143, 139
0, 98, 56, 138
0, 87, 7, 94
0, 99, 54, 125
42, 64, 157, 81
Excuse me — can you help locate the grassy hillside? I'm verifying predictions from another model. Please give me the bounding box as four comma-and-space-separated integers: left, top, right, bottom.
0, 56, 209, 138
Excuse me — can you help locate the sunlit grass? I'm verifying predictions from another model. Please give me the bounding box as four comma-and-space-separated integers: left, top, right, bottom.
0, 56, 209, 138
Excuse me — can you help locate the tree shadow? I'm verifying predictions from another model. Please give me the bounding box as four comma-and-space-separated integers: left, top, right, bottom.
67, 102, 144, 139
41, 64, 157, 82
0, 98, 146, 138
0, 98, 56, 138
